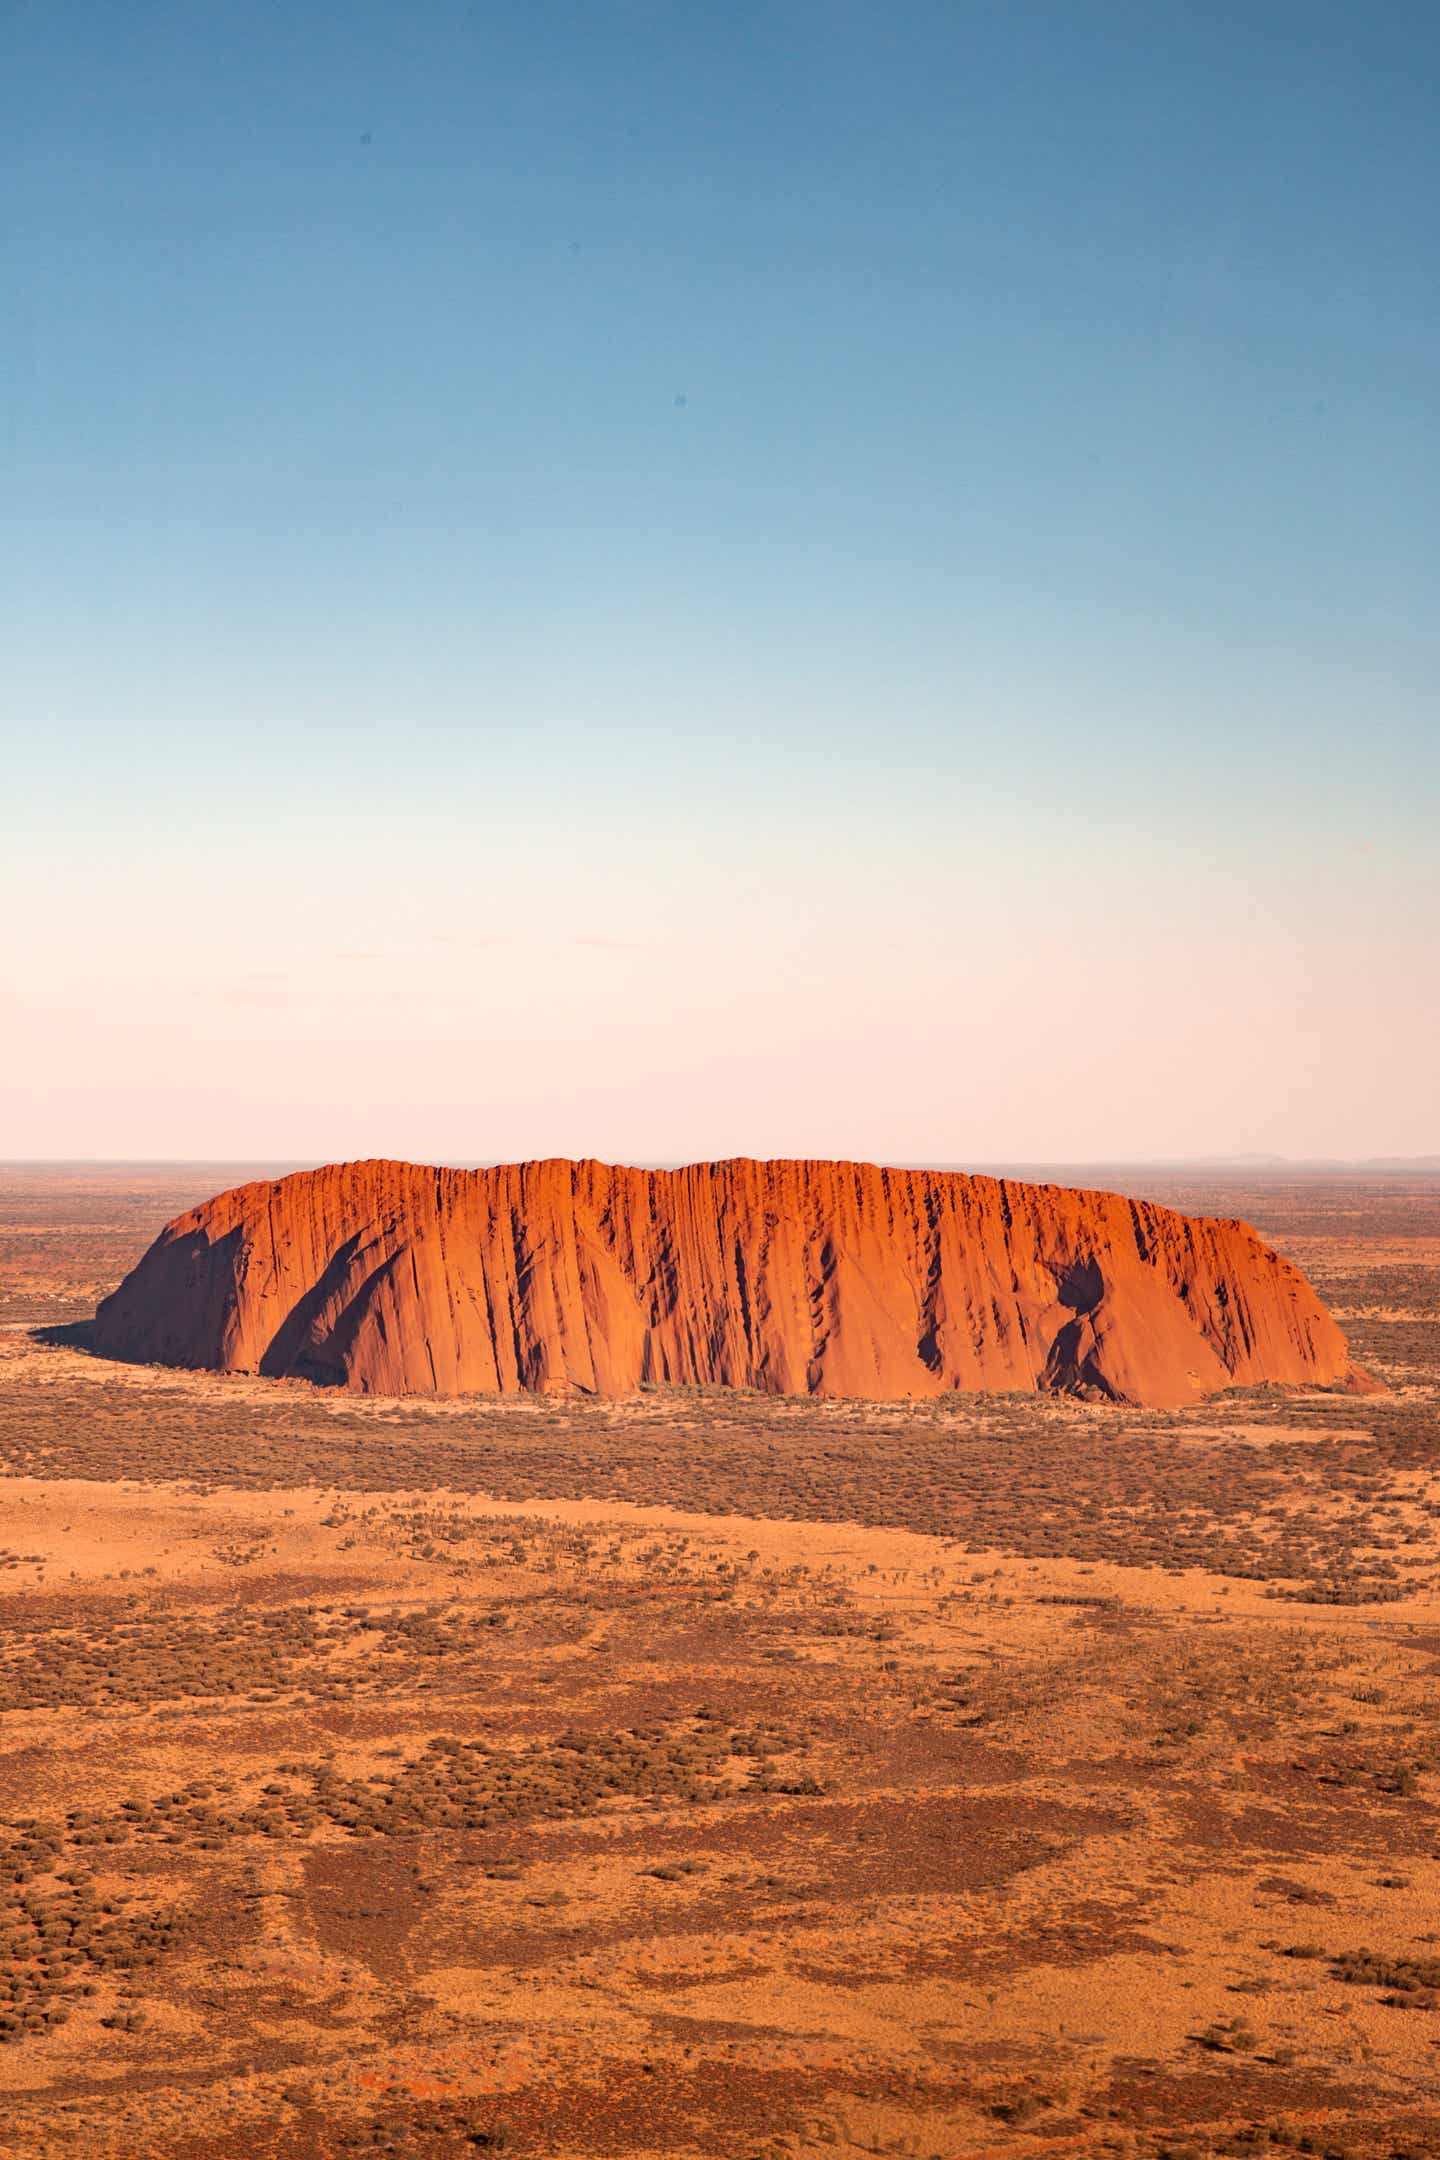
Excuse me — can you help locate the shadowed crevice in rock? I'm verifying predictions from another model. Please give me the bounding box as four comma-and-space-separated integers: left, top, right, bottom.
1054, 1255, 1105, 1315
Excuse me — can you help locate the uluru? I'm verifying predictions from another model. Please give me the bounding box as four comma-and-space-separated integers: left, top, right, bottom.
90, 1157, 1370, 1409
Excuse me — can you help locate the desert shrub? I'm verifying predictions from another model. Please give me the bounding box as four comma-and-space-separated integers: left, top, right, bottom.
1330, 1948, 1440, 1994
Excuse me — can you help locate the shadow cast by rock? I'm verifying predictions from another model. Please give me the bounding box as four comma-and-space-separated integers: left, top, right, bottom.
30, 1319, 98, 1354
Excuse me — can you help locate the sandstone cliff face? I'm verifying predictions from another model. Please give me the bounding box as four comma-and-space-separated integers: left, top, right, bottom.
92, 1158, 1368, 1409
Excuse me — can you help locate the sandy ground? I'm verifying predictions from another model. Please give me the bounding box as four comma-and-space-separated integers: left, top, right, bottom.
0, 1169, 1438, 2158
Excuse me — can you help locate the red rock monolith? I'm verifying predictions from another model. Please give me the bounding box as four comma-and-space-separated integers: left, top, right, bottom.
91, 1157, 1371, 1408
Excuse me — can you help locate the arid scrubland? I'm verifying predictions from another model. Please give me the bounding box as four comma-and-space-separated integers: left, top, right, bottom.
0, 1167, 1437, 2159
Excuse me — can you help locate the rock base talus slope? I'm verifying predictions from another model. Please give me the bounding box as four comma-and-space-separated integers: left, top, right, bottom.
91, 1157, 1373, 1408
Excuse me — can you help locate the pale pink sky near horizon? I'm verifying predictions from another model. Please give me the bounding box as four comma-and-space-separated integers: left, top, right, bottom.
5, 770, 1436, 1163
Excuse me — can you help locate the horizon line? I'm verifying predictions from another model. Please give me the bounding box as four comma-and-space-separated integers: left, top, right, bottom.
4, 1154, 1438, 1174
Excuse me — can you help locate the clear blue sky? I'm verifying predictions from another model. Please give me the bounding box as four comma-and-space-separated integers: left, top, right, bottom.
4, 2, 1437, 1161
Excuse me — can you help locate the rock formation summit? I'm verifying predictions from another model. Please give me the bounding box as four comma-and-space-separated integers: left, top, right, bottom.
91, 1158, 1370, 1409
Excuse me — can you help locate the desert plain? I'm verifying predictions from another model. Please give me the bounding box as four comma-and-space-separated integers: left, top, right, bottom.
0, 1164, 1438, 2160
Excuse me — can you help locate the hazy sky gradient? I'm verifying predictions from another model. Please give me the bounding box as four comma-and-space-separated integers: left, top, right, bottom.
5, 2, 1437, 1161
